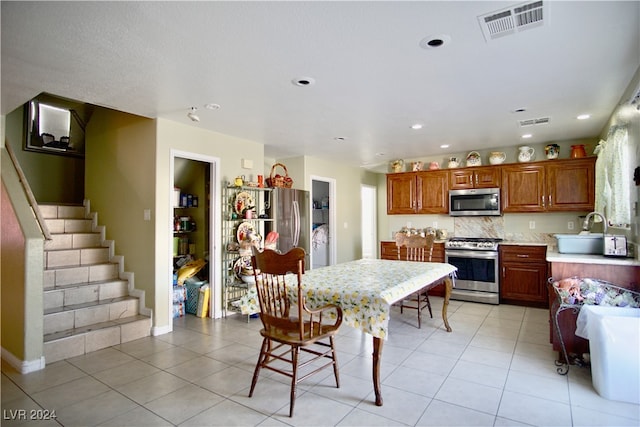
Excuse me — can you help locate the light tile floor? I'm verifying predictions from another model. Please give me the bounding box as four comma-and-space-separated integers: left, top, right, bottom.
3, 298, 639, 426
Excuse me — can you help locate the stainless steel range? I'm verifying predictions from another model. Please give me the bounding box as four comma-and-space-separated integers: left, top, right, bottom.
444, 237, 502, 305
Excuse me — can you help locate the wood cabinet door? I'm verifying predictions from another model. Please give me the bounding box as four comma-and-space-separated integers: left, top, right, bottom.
449, 169, 475, 189
499, 245, 548, 306
474, 166, 501, 188
546, 158, 595, 212
416, 170, 449, 213
501, 164, 546, 212
450, 167, 500, 189
380, 241, 399, 260
387, 173, 416, 214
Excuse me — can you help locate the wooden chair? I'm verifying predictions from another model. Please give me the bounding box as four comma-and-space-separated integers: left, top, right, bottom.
249, 247, 343, 417
395, 232, 435, 328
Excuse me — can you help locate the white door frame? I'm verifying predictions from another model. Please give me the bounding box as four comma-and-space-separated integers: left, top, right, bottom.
310, 175, 337, 266
361, 184, 377, 259
169, 150, 222, 322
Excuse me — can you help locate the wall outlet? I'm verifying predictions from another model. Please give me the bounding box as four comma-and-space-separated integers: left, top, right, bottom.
144, 209, 151, 221
568, 221, 574, 230
406, 222, 412, 228
529, 220, 536, 230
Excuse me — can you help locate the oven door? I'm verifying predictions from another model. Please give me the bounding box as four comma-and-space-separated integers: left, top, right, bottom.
445, 249, 499, 293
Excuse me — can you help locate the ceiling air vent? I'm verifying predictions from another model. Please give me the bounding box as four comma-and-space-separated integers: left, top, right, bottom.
478, 1, 546, 42
518, 116, 551, 127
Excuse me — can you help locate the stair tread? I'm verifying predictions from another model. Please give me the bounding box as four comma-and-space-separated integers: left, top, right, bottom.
44, 278, 128, 292
44, 296, 138, 315
45, 261, 118, 270
43, 314, 150, 342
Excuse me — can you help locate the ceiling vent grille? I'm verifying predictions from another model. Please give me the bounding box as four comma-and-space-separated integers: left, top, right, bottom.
478, 1, 546, 42
518, 116, 551, 127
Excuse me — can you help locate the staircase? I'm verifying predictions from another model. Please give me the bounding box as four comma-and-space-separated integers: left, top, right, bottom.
40, 202, 151, 363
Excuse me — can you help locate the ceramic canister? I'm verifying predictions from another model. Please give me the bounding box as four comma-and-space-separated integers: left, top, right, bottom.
489, 151, 506, 165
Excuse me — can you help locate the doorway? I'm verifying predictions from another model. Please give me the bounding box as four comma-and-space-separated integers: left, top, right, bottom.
170, 151, 220, 323
310, 176, 336, 268
361, 185, 377, 259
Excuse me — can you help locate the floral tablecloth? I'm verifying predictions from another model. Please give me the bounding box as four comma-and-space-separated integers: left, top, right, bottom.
237, 259, 457, 339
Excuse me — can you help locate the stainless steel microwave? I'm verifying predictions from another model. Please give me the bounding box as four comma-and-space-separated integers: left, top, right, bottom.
449, 188, 501, 216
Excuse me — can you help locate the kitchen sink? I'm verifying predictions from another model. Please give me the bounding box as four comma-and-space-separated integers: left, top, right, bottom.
554, 233, 604, 255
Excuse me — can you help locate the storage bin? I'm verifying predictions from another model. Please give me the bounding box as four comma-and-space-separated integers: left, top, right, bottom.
576, 305, 640, 404
185, 279, 206, 314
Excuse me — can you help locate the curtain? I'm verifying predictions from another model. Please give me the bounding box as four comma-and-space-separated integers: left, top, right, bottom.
595, 125, 631, 226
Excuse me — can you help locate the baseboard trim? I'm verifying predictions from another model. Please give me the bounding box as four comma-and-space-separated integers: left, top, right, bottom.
151, 324, 172, 336
1, 347, 45, 373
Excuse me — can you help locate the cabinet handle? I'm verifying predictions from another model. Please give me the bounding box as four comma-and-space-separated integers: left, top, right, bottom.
548, 195, 552, 206
541, 195, 545, 208
475, 174, 478, 186
516, 254, 530, 258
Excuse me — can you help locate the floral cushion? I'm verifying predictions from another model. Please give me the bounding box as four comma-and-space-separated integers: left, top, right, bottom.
553, 277, 640, 308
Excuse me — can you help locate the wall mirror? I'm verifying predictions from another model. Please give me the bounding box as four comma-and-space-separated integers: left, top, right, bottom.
24, 93, 94, 157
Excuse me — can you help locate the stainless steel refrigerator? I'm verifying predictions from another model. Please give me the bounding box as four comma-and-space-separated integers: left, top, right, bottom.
265, 188, 311, 269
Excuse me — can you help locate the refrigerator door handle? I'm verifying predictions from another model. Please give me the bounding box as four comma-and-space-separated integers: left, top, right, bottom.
292, 200, 300, 247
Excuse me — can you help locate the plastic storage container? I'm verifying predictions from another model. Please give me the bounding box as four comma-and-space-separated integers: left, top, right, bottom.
576, 305, 640, 404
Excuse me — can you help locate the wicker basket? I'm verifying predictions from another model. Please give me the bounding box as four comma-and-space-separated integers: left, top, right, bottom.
266, 163, 293, 188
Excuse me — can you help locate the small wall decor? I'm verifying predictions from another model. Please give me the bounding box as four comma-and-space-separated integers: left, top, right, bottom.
390, 159, 404, 173
411, 161, 423, 171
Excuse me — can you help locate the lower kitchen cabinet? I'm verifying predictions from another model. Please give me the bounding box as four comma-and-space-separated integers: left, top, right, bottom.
499, 244, 549, 308
380, 240, 445, 296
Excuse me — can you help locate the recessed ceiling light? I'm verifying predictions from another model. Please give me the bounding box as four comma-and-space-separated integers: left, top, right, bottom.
411, 124, 423, 130
440, 144, 450, 149
334, 137, 347, 142
375, 152, 385, 157
513, 108, 527, 113
292, 77, 316, 87
521, 134, 533, 139
577, 114, 591, 120
419, 34, 452, 49
205, 103, 220, 110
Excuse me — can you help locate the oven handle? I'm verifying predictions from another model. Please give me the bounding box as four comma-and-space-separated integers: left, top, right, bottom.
445, 249, 498, 260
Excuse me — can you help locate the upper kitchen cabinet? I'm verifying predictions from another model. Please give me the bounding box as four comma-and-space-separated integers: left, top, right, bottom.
502, 157, 596, 213
387, 170, 448, 215
449, 166, 501, 190
546, 157, 595, 211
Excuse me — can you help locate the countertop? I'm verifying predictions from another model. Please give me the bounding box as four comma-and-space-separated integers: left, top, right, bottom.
545, 251, 640, 266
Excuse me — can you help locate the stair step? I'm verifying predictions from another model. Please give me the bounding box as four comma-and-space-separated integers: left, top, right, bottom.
44, 232, 103, 251
44, 296, 140, 335
44, 262, 119, 288
45, 247, 110, 268
43, 315, 151, 363
45, 218, 93, 234
44, 279, 129, 310
40, 204, 86, 220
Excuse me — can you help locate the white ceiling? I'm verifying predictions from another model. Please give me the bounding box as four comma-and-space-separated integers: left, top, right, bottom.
2, 1, 639, 170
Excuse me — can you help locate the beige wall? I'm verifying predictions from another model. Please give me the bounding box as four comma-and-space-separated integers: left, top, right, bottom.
84, 108, 158, 325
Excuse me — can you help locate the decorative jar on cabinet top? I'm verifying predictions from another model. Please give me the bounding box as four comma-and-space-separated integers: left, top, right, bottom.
570, 144, 586, 158
489, 151, 506, 165
517, 146, 535, 162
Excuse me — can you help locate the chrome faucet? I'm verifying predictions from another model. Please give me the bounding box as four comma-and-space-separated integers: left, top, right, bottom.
582, 211, 608, 235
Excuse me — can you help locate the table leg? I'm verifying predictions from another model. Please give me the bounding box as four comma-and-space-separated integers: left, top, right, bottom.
442, 277, 453, 333
372, 336, 383, 406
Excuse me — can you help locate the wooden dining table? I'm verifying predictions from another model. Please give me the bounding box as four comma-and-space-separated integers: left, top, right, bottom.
237, 258, 457, 406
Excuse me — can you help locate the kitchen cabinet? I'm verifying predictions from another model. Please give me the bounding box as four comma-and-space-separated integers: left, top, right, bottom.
499, 245, 548, 308
449, 166, 501, 190
502, 157, 595, 213
386, 170, 448, 215
380, 240, 446, 296
221, 185, 273, 316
